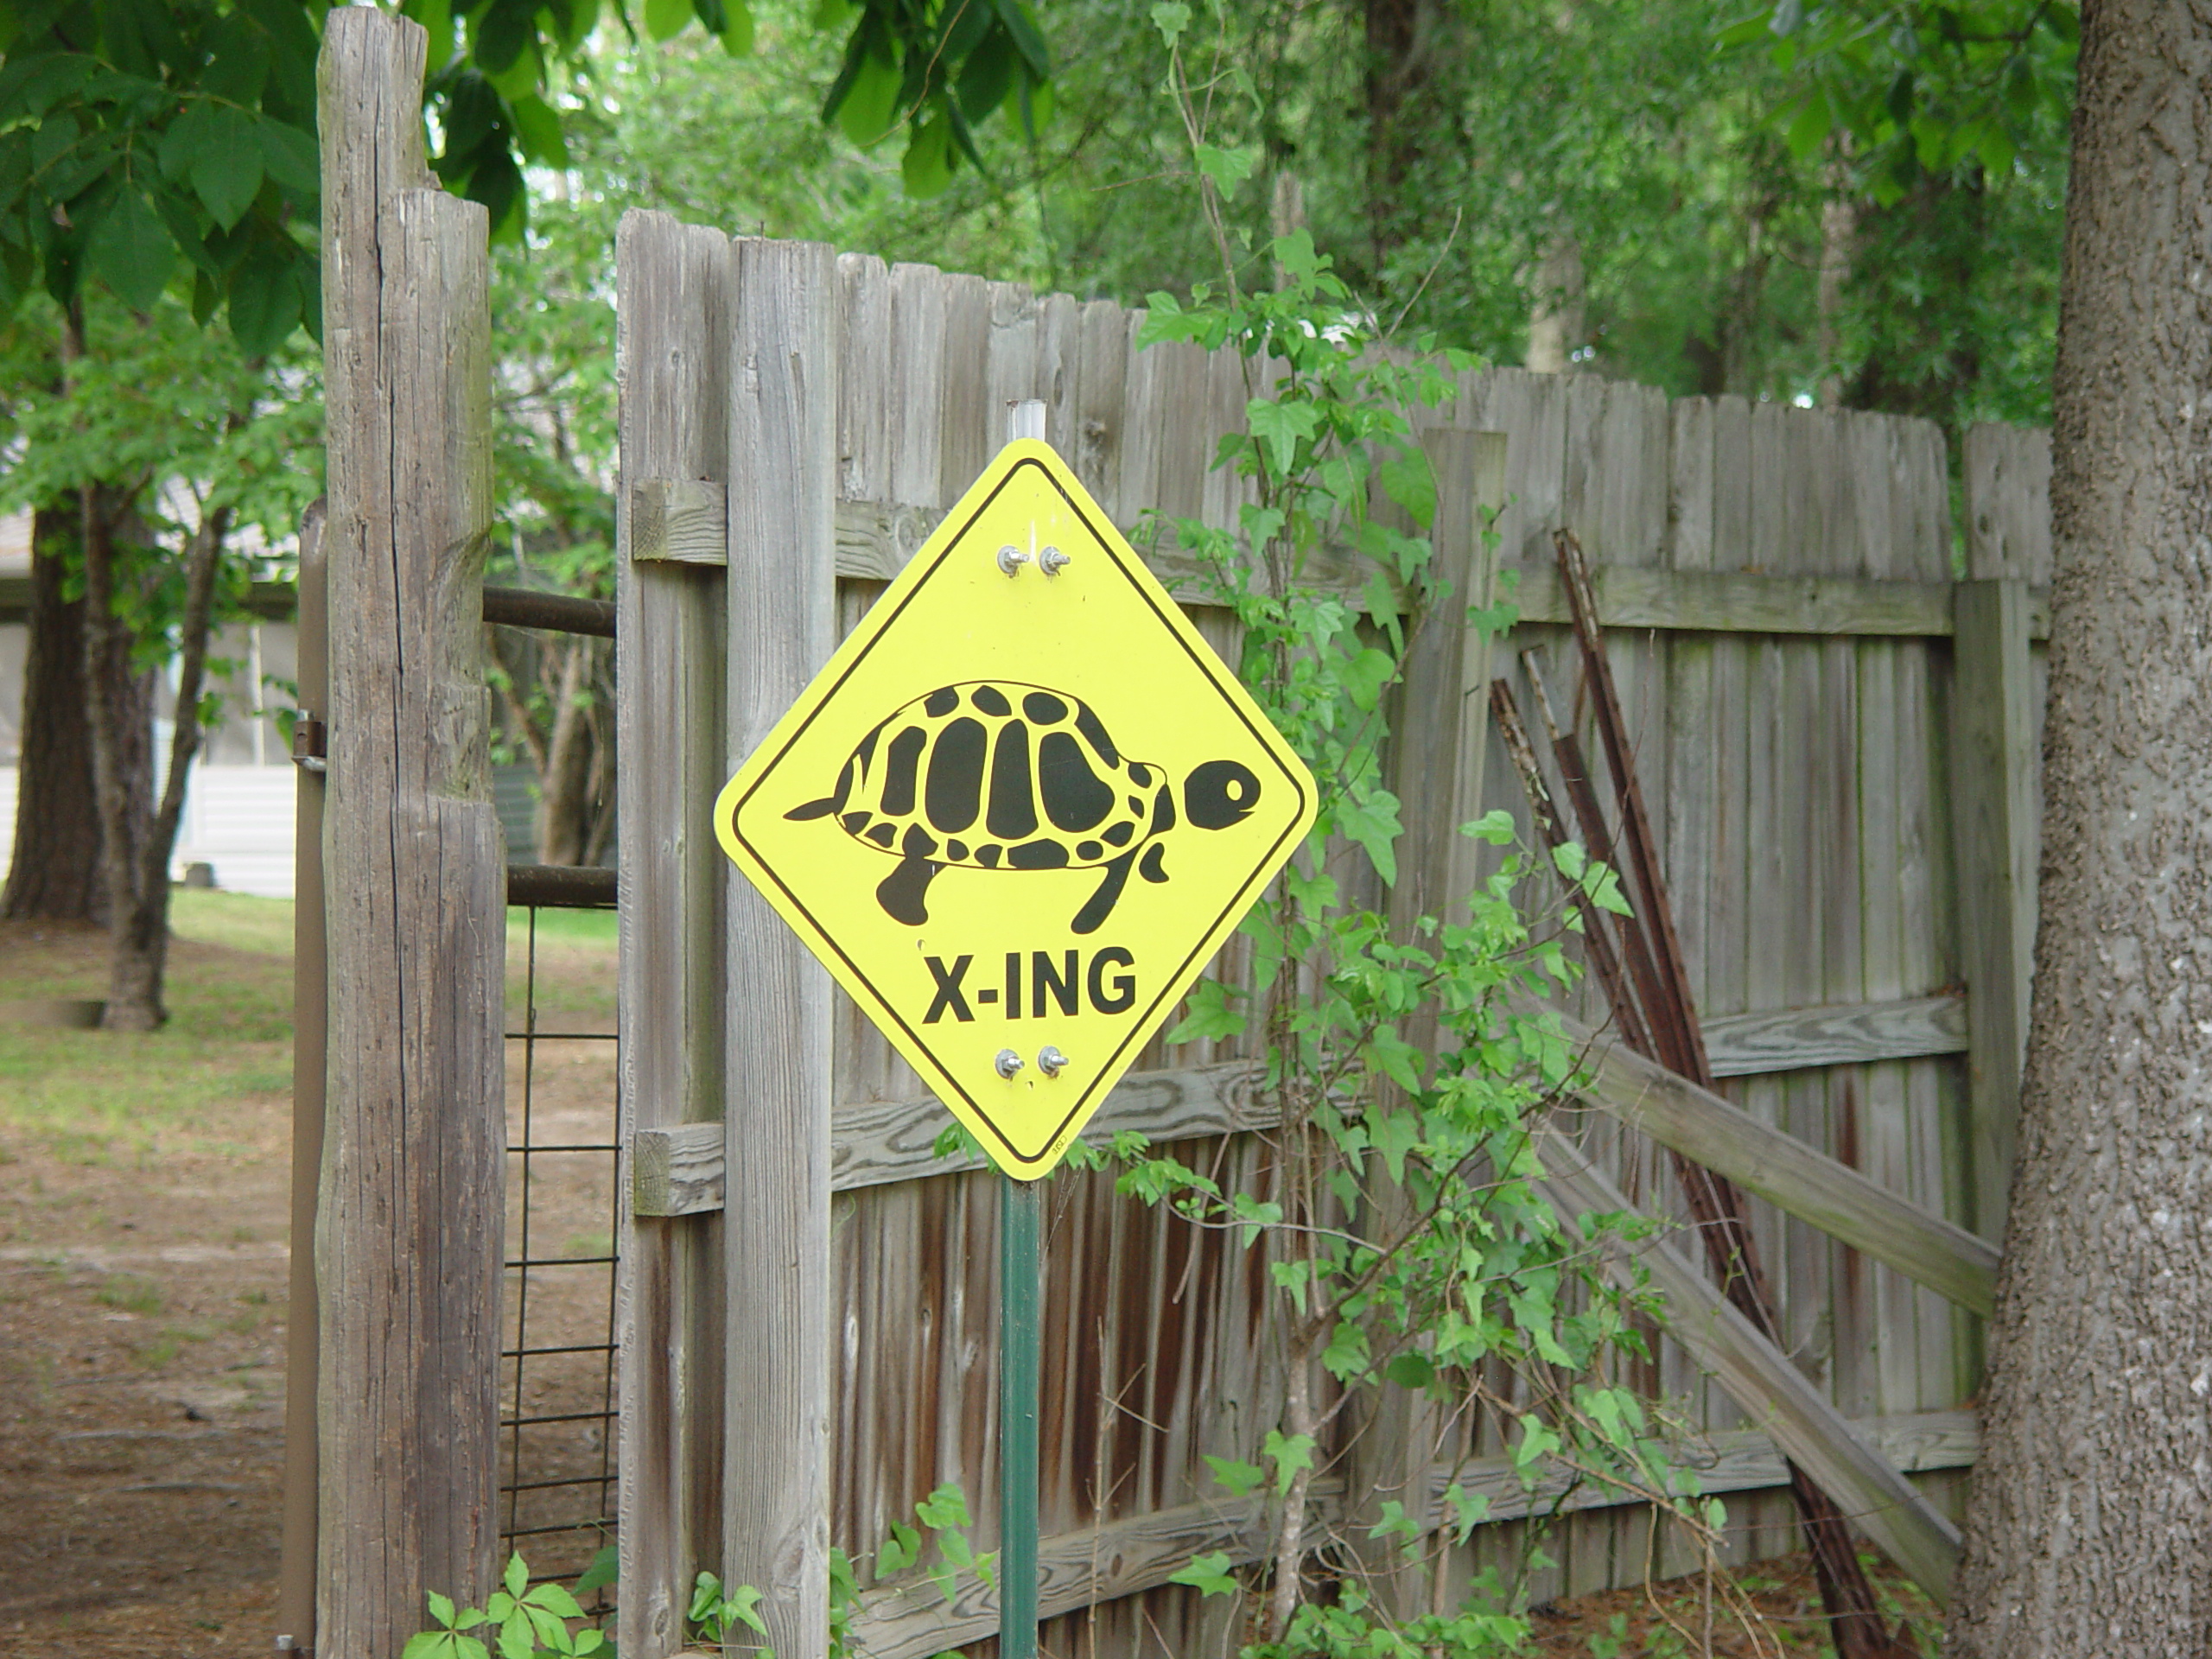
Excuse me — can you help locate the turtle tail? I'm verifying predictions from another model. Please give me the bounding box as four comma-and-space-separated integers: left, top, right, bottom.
786, 759, 857, 821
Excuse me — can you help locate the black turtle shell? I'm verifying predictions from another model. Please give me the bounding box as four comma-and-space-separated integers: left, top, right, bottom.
817, 683, 1172, 871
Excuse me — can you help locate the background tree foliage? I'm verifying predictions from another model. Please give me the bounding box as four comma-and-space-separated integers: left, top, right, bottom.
0, 0, 2077, 991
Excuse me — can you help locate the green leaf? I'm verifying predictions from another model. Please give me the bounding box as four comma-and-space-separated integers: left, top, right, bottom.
719, 0, 755, 54
1201, 1454, 1265, 1497
406, 0, 459, 67
505, 1556, 530, 1599
573, 1546, 617, 1597
524, 1583, 583, 1620
257, 116, 319, 199
836, 49, 902, 146
1192, 142, 1259, 201
403, 1635, 457, 1659
87, 186, 171, 310
877, 1519, 920, 1574
229, 248, 300, 353
1245, 396, 1320, 476
1340, 645, 1395, 712
1510, 1413, 1560, 1479
644, 0, 691, 41
1166, 1550, 1238, 1597
1149, 2, 1191, 48
1379, 444, 1435, 528
190, 106, 263, 230
721, 1584, 767, 1635
1384, 1350, 1437, 1390
914, 1484, 971, 1530
956, 27, 1016, 120
899, 113, 954, 199
1262, 1428, 1315, 1493
506, 96, 568, 168
1442, 1481, 1491, 1543
428, 1591, 461, 1630
1366, 1498, 1419, 1541
1462, 809, 1516, 846
200, 12, 271, 104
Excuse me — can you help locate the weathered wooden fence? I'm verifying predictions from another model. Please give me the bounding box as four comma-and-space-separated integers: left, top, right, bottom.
308, 15, 2052, 1655
610, 226, 2050, 1659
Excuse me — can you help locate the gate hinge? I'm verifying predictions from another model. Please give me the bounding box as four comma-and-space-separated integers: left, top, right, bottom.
292, 715, 327, 775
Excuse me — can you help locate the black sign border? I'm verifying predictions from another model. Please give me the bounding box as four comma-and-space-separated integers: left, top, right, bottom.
729, 455, 1313, 1170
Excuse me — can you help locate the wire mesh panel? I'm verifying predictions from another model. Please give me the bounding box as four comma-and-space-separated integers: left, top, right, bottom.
502, 903, 621, 1601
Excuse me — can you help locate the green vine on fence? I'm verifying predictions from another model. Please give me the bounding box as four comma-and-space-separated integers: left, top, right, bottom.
1084, 10, 1743, 1654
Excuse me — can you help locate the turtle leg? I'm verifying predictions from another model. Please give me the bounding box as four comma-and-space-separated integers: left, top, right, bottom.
1072, 850, 1138, 935
875, 855, 940, 925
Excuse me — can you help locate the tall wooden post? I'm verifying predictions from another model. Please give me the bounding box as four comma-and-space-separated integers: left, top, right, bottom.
615, 209, 734, 1656
317, 11, 505, 1650
276, 503, 327, 1655
1953, 424, 2047, 1243
1357, 427, 1506, 1613
722, 235, 839, 1656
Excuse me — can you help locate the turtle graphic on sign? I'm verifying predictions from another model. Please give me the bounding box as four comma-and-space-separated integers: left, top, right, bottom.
783, 679, 1265, 933
715, 441, 1317, 1179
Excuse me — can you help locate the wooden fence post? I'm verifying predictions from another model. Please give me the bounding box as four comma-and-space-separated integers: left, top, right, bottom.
1953, 425, 2048, 1243
722, 236, 840, 1656
1355, 427, 1507, 1611
616, 211, 734, 1656
317, 10, 504, 1650
276, 501, 326, 1655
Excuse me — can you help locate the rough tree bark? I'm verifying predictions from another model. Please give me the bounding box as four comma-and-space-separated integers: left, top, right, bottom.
76, 472, 228, 1031
1948, 3, 2212, 1653
0, 503, 149, 925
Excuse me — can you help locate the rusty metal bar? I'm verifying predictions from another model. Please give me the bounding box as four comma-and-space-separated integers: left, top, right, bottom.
483, 583, 618, 639
507, 863, 618, 909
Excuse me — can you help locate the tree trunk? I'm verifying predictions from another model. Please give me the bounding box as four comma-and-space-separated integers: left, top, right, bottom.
1948, 3, 2212, 1654
2, 505, 110, 923
79, 481, 163, 1029
535, 634, 604, 867
1363, 0, 1457, 270
1815, 148, 1857, 408
1524, 232, 1585, 373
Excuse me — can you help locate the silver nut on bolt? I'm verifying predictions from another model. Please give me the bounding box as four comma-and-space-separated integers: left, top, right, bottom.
997, 544, 1031, 575
1037, 1046, 1069, 1078
1039, 546, 1072, 577
995, 1049, 1026, 1079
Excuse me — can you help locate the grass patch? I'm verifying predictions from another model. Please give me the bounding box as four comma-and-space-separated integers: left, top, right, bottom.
170, 890, 296, 957
94, 1274, 163, 1314
0, 890, 617, 1162
507, 905, 617, 947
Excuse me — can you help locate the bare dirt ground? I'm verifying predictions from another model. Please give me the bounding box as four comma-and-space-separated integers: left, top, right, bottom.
0, 899, 620, 1656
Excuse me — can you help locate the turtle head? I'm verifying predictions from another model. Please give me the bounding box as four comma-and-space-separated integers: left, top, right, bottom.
1183, 760, 1261, 830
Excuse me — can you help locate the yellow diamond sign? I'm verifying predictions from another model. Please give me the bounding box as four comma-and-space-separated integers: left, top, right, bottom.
715, 439, 1317, 1179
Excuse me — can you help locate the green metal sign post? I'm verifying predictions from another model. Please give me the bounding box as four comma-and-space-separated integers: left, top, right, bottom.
1000, 1172, 1042, 1659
